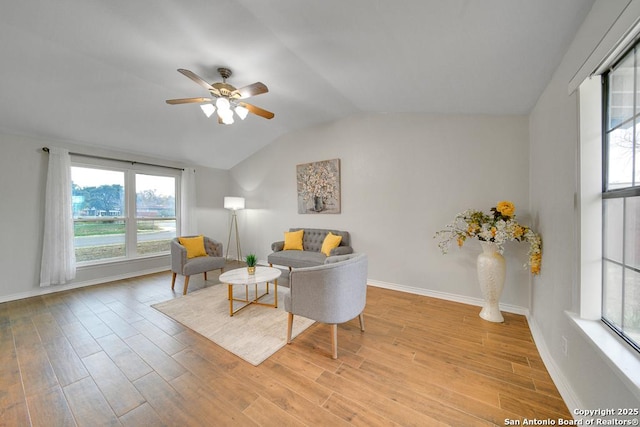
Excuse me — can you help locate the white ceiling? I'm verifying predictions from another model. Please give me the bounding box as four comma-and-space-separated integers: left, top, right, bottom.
0, 0, 594, 169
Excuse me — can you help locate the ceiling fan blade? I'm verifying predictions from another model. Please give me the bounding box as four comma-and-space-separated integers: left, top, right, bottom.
165, 97, 212, 105
177, 69, 215, 91
177, 69, 221, 97
239, 102, 275, 119
231, 82, 268, 99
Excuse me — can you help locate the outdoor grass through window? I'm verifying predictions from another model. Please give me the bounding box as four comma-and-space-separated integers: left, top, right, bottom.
71, 165, 177, 263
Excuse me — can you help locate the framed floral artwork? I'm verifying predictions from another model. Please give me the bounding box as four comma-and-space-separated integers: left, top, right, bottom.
296, 159, 341, 214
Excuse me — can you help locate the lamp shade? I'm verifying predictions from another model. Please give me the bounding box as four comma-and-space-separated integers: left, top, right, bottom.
216, 97, 231, 111
224, 196, 245, 210
235, 105, 249, 120
200, 103, 215, 118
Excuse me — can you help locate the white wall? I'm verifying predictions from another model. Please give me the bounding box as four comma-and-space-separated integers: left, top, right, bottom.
529, 0, 640, 410
0, 132, 229, 302
0, 134, 48, 298
230, 112, 533, 310
192, 166, 232, 245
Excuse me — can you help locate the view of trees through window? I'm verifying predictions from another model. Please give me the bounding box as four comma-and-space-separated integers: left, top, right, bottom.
602, 40, 640, 352
71, 166, 177, 263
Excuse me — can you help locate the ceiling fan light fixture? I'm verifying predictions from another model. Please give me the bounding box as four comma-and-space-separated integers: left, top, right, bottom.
234, 105, 249, 120
216, 97, 231, 111
200, 103, 215, 118
167, 67, 274, 125
218, 108, 234, 124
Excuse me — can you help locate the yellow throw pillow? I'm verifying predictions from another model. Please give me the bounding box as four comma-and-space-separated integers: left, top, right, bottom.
178, 235, 208, 258
321, 232, 342, 256
283, 230, 304, 251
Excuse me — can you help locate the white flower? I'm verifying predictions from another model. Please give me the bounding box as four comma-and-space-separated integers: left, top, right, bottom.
434, 202, 542, 275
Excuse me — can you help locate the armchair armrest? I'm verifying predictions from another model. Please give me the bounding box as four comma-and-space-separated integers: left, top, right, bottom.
271, 241, 285, 252
170, 239, 187, 273
204, 237, 223, 257
325, 253, 358, 264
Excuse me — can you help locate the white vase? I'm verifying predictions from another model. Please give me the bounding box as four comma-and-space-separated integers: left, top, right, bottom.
476, 241, 506, 322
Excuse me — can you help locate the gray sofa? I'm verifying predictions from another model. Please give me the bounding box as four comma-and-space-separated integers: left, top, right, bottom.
267, 228, 353, 269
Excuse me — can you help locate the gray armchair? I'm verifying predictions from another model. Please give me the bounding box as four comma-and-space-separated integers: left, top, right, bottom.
171, 236, 225, 295
284, 253, 368, 359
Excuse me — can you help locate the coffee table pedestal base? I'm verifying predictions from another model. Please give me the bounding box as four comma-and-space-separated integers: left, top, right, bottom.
227, 280, 278, 316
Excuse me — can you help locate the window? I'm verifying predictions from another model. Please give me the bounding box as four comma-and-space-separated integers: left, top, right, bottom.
602, 40, 640, 352
135, 173, 177, 256
71, 164, 178, 264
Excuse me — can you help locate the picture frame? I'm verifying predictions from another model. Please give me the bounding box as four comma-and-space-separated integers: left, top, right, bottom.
296, 158, 341, 214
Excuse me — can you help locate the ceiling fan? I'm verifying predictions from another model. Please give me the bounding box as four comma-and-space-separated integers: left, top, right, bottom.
166, 67, 274, 124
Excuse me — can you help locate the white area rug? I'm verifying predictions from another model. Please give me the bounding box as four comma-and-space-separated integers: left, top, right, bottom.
152, 283, 314, 366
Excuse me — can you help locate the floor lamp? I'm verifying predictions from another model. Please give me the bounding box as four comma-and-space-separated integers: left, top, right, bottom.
224, 196, 244, 261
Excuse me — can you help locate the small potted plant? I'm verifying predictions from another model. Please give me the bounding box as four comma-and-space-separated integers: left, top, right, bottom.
245, 253, 257, 275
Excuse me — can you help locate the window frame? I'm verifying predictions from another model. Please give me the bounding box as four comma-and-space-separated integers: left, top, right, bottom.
601, 39, 640, 354
71, 158, 180, 266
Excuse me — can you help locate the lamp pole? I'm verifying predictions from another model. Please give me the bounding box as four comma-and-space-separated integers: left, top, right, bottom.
223, 196, 245, 261
225, 209, 242, 261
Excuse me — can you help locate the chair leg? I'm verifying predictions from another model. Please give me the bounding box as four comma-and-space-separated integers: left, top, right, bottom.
204, 271, 208, 281
330, 324, 338, 359
183, 276, 190, 295
287, 313, 294, 344
358, 313, 365, 332
171, 273, 177, 290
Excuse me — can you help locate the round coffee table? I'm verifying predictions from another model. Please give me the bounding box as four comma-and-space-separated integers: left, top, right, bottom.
219, 266, 282, 316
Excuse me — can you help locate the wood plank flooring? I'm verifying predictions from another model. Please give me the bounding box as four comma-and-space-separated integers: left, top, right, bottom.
0, 263, 571, 426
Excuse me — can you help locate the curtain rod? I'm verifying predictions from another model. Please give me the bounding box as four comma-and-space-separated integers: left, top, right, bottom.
42, 147, 184, 171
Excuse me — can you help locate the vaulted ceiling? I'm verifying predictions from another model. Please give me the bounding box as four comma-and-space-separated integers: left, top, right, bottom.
0, 0, 594, 169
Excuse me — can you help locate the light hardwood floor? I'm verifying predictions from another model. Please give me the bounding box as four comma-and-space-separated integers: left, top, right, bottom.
0, 263, 571, 426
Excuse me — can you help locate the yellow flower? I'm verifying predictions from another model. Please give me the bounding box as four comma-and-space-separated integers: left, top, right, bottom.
530, 253, 542, 275
435, 204, 542, 276
496, 201, 515, 217
513, 225, 524, 238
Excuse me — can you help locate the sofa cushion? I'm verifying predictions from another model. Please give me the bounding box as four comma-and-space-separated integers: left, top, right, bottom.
183, 255, 226, 276
320, 232, 342, 256
268, 250, 327, 269
283, 230, 304, 251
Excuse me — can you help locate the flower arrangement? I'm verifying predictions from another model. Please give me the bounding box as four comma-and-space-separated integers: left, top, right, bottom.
298, 162, 338, 203
434, 201, 542, 274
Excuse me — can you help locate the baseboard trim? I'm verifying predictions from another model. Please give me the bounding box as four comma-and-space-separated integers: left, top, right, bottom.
527, 316, 583, 416
0, 267, 169, 304
367, 278, 529, 316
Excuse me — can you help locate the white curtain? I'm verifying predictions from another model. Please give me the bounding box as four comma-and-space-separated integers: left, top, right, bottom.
40, 147, 76, 286
180, 167, 198, 236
